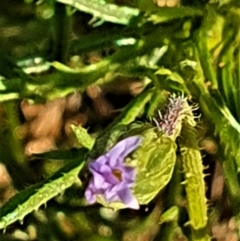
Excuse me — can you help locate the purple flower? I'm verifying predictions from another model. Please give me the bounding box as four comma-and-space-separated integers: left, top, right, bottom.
85, 136, 142, 209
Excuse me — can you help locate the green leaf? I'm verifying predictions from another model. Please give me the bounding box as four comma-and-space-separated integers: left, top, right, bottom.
0, 148, 87, 230
71, 125, 95, 150
148, 7, 203, 25
159, 206, 179, 224
51, 61, 84, 73
155, 68, 172, 76
111, 89, 154, 127
155, 69, 189, 93
199, 93, 240, 170
145, 89, 168, 118
125, 124, 177, 205
55, 0, 139, 25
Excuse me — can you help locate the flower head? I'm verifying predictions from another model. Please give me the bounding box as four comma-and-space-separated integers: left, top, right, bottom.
85, 136, 142, 209
153, 94, 197, 137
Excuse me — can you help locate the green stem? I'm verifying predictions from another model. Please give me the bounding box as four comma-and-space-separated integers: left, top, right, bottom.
3, 101, 25, 166
179, 122, 209, 240
158, 158, 183, 241
51, 3, 72, 63
191, 229, 211, 241
223, 157, 240, 238
223, 157, 240, 213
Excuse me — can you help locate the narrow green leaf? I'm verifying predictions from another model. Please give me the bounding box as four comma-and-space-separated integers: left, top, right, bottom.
159, 206, 179, 224
145, 89, 168, 118
71, 125, 95, 150
0, 149, 87, 230
111, 89, 154, 127
55, 0, 139, 25
199, 94, 240, 170
194, 20, 219, 90
148, 7, 203, 24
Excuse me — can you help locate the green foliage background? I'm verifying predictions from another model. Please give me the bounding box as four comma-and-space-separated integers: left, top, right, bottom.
0, 0, 239, 240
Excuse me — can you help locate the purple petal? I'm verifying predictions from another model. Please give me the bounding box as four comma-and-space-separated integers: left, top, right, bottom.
117, 188, 139, 209
96, 155, 108, 165
110, 181, 126, 191
103, 172, 120, 185
93, 164, 120, 185
85, 190, 95, 204
99, 164, 112, 174
92, 172, 109, 189
85, 183, 97, 204
104, 152, 120, 168
89, 157, 106, 171
104, 188, 118, 201
107, 136, 142, 166
121, 166, 136, 182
